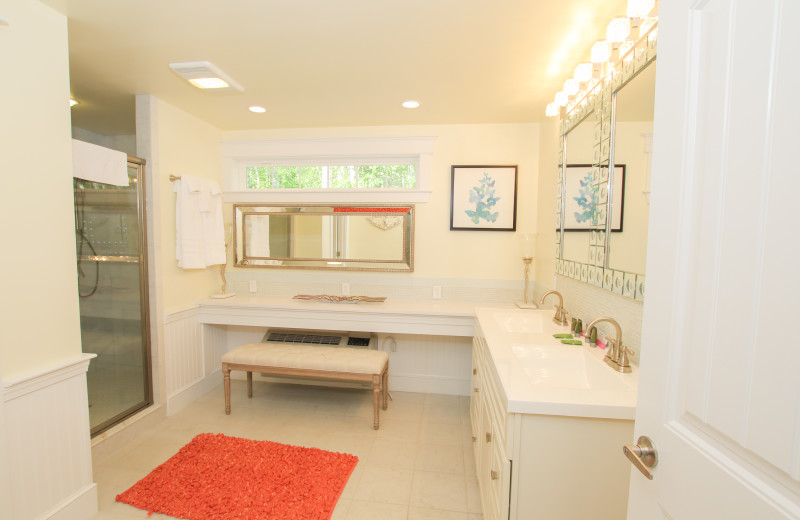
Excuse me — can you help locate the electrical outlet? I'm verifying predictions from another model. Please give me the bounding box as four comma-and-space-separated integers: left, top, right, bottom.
433, 285, 442, 299
249, 280, 257, 293
342, 283, 350, 296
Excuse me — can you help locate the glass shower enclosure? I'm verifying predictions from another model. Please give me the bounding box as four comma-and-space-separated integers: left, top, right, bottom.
74, 157, 152, 436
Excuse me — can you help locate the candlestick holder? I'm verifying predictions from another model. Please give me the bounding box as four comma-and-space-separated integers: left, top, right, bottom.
515, 233, 537, 309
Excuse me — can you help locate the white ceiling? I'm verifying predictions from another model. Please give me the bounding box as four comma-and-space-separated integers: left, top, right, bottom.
44, 0, 630, 135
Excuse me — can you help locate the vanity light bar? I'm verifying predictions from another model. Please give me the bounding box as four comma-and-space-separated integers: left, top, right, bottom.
546, 0, 657, 117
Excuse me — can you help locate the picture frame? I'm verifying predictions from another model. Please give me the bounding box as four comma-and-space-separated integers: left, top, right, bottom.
562, 164, 625, 232
450, 165, 518, 231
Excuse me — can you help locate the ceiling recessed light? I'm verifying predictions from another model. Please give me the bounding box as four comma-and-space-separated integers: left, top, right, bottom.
249, 106, 266, 113
402, 100, 420, 109
168, 61, 244, 93
70, 99, 79, 107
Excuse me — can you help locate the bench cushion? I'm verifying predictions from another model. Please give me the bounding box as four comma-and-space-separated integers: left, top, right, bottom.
222, 343, 388, 374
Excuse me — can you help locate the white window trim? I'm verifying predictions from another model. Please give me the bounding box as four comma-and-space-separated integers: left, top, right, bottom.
222, 136, 435, 203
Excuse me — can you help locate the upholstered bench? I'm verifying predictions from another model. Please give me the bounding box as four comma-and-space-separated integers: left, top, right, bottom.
221, 343, 389, 429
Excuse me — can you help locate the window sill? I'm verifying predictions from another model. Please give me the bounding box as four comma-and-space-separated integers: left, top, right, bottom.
222, 189, 431, 204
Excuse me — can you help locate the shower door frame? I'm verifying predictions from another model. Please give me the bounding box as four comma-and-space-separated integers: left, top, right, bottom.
84, 156, 153, 437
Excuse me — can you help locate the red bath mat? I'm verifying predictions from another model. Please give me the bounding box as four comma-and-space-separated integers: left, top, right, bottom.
116, 433, 358, 520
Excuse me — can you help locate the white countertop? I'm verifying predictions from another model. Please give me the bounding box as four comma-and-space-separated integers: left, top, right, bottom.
196, 295, 512, 337
475, 308, 638, 420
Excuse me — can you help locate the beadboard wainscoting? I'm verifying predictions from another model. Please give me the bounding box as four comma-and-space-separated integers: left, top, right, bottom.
376, 333, 472, 395
223, 326, 473, 396
2, 354, 97, 520
164, 307, 227, 414
164, 304, 475, 409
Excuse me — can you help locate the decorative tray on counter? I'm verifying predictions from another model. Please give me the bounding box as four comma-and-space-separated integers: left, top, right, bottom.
292, 294, 387, 304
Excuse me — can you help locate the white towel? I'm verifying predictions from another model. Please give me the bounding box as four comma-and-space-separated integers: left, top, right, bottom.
72, 139, 129, 186
175, 175, 226, 268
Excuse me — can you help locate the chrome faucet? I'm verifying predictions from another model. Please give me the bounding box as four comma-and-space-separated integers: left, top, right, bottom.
539, 290, 569, 326
584, 316, 634, 373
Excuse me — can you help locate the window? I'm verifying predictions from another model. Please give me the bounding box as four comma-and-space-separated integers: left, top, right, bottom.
223, 136, 435, 203
245, 164, 417, 189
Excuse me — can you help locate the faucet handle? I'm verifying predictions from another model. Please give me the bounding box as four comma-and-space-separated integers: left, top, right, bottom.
605, 338, 619, 362
618, 345, 635, 368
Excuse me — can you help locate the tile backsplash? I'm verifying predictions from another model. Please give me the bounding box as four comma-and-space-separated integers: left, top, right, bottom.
534, 276, 644, 360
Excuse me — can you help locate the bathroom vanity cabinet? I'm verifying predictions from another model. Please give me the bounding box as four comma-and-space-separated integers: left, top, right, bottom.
471, 309, 636, 520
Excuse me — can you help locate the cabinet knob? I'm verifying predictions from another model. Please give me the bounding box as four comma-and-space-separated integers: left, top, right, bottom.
473, 368, 477, 375
490, 470, 499, 480
485, 432, 492, 443
472, 435, 477, 443
474, 387, 479, 393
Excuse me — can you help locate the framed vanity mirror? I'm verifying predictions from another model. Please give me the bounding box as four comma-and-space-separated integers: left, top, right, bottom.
233, 204, 414, 272
556, 23, 657, 301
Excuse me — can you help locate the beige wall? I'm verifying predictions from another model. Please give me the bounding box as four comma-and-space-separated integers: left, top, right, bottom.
0, 0, 81, 380
137, 95, 224, 314
224, 123, 540, 284
535, 117, 561, 288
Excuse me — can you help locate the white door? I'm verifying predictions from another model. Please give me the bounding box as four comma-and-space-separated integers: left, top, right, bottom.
628, 0, 800, 518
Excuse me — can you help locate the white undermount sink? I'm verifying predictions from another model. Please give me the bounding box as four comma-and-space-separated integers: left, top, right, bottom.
510, 343, 636, 392
476, 308, 638, 418
493, 310, 548, 333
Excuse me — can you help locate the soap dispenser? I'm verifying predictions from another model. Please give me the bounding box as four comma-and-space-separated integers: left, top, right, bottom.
586, 326, 598, 347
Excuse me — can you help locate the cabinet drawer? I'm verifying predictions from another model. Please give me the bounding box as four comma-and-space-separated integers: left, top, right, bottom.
481, 359, 508, 449
470, 337, 481, 435
487, 428, 511, 520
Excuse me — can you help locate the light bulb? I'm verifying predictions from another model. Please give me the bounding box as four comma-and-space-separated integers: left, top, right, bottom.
564, 79, 579, 96
627, 0, 655, 18
591, 41, 611, 63
555, 91, 568, 107
606, 17, 631, 43
545, 102, 559, 117
574, 63, 593, 83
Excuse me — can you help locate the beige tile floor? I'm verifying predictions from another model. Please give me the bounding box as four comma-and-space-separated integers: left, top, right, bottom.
91, 380, 484, 520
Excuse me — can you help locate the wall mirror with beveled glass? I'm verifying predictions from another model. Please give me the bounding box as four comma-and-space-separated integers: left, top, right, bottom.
234, 204, 414, 272
556, 23, 656, 301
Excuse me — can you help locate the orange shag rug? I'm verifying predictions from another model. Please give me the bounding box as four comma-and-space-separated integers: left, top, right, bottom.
116, 433, 358, 520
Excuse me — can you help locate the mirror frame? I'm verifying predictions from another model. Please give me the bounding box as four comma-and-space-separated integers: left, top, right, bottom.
233, 204, 415, 272
556, 24, 657, 301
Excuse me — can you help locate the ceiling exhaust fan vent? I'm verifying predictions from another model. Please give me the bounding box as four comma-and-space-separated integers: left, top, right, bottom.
168, 61, 244, 93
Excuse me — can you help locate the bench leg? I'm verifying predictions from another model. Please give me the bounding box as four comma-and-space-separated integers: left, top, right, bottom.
247, 371, 253, 398
223, 366, 231, 415
372, 374, 381, 430
382, 363, 389, 410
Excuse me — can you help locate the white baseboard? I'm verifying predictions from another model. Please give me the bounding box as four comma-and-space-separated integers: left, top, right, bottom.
40, 483, 97, 520
167, 369, 222, 415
